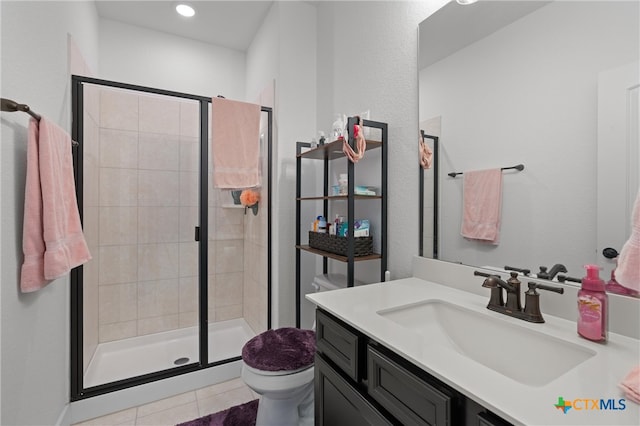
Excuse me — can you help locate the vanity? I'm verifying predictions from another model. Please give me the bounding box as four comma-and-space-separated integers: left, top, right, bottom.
306, 257, 640, 426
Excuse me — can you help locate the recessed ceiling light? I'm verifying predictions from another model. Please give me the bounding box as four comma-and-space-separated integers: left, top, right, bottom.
456, 0, 478, 5
176, 3, 195, 17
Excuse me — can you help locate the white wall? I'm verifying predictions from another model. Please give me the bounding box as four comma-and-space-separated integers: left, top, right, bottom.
99, 19, 246, 99
246, 1, 318, 327
419, 1, 639, 275
0, 1, 99, 424
316, 0, 449, 280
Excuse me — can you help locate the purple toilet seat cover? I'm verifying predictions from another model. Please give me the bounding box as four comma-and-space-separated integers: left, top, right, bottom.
242, 328, 316, 372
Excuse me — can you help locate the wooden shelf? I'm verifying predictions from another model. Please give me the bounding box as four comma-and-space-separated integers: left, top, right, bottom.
297, 139, 382, 160
296, 245, 382, 262
297, 195, 382, 201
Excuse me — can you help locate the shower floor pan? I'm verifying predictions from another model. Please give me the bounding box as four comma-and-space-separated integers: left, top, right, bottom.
83, 318, 256, 388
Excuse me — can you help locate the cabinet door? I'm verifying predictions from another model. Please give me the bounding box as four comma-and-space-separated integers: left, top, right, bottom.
315, 354, 393, 426
368, 345, 451, 426
316, 309, 361, 381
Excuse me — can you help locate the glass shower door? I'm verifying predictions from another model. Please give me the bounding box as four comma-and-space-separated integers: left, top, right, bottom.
79, 82, 201, 388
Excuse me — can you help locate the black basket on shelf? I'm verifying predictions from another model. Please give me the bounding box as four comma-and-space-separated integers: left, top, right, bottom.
308, 231, 373, 257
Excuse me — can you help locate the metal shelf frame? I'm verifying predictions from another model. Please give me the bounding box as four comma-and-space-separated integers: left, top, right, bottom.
295, 118, 388, 327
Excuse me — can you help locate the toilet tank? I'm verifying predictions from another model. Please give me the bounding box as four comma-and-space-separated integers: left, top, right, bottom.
312, 274, 363, 292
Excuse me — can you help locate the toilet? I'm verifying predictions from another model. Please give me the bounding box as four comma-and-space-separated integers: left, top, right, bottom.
241, 274, 358, 426
241, 328, 316, 426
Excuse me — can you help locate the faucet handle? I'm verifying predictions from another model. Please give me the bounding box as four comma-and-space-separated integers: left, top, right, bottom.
505, 265, 531, 276
523, 282, 564, 323
528, 282, 565, 295
537, 266, 550, 279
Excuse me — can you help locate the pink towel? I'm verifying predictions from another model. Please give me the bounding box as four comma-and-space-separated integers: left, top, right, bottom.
616, 190, 640, 292
419, 134, 433, 169
619, 365, 640, 404
211, 97, 261, 189
20, 117, 91, 293
461, 169, 503, 244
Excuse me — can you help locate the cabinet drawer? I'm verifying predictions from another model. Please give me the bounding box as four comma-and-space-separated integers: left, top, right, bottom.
368, 345, 451, 426
316, 309, 361, 381
315, 354, 393, 426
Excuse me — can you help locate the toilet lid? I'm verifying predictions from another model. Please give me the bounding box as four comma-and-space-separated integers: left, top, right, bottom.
241, 328, 316, 372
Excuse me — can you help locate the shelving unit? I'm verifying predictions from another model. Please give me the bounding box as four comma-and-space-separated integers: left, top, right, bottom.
295, 117, 387, 327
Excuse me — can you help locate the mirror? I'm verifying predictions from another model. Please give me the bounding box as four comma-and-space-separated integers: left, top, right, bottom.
419, 1, 639, 291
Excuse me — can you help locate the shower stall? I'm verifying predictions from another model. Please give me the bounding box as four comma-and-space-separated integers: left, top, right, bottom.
70, 76, 272, 399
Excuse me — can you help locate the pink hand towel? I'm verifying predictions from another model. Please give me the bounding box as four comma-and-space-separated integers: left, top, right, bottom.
419, 134, 433, 169
20, 117, 91, 293
211, 97, 261, 189
619, 365, 640, 404
616, 190, 640, 292
461, 169, 503, 244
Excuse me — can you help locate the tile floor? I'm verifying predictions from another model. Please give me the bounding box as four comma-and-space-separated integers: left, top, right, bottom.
74, 378, 259, 426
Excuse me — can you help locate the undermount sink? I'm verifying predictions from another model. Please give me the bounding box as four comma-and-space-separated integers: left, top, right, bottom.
377, 299, 596, 387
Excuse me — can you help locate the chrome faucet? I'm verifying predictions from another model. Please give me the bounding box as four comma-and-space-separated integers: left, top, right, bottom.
475, 270, 564, 323
537, 264, 567, 280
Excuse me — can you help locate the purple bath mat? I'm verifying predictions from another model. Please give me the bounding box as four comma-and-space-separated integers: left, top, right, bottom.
176, 399, 258, 426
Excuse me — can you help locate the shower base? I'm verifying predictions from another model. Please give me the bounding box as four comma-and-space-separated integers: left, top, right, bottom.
84, 318, 256, 388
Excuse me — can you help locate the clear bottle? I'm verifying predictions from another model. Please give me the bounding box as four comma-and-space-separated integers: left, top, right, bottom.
332, 115, 344, 140
577, 264, 608, 342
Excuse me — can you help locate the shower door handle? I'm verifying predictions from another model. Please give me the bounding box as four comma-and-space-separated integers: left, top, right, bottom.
195, 226, 200, 242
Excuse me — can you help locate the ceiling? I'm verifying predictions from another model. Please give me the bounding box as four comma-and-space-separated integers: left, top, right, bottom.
419, 0, 550, 69
95, 1, 274, 51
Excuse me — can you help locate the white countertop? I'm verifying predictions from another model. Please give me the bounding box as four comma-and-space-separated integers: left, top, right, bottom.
306, 277, 640, 425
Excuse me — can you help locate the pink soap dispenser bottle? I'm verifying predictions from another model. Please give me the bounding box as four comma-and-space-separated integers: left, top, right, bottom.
577, 264, 608, 342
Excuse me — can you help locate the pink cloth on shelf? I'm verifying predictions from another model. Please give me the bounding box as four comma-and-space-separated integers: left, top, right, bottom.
461, 169, 503, 244
616, 190, 640, 292
20, 117, 91, 293
619, 365, 640, 405
211, 97, 261, 189
419, 134, 433, 169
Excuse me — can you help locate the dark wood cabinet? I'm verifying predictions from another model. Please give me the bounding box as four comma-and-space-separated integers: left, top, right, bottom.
314, 308, 514, 426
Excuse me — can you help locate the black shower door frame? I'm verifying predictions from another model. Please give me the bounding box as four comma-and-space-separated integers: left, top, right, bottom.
69, 75, 273, 401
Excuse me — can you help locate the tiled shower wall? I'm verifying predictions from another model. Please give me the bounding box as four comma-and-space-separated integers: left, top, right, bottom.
82, 86, 251, 354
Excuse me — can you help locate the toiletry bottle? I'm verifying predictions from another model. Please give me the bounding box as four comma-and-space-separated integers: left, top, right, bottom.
577, 264, 608, 342
317, 216, 327, 233
332, 115, 344, 140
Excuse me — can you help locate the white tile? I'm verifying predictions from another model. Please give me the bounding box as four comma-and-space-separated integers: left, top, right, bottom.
73, 407, 137, 426
99, 245, 138, 285
179, 136, 199, 172
137, 314, 180, 336
99, 320, 137, 343
100, 168, 138, 207
195, 378, 248, 400
214, 272, 243, 308
138, 170, 180, 207
196, 387, 255, 418
179, 206, 199, 243
138, 132, 180, 171
136, 391, 196, 418
99, 128, 138, 169
137, 279, 180, 319
180, 101, 200, 138
139, 95, 180, 136
99, 207, 138, 245
179, 171, 199, 207
214, 240, 244, 273
135, 401, 198, 426
137, 243, 180, 281
138, 207, 180, 244
99, 283, 138, 324
179, 242, 198, 277
100, 88, 138, 131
